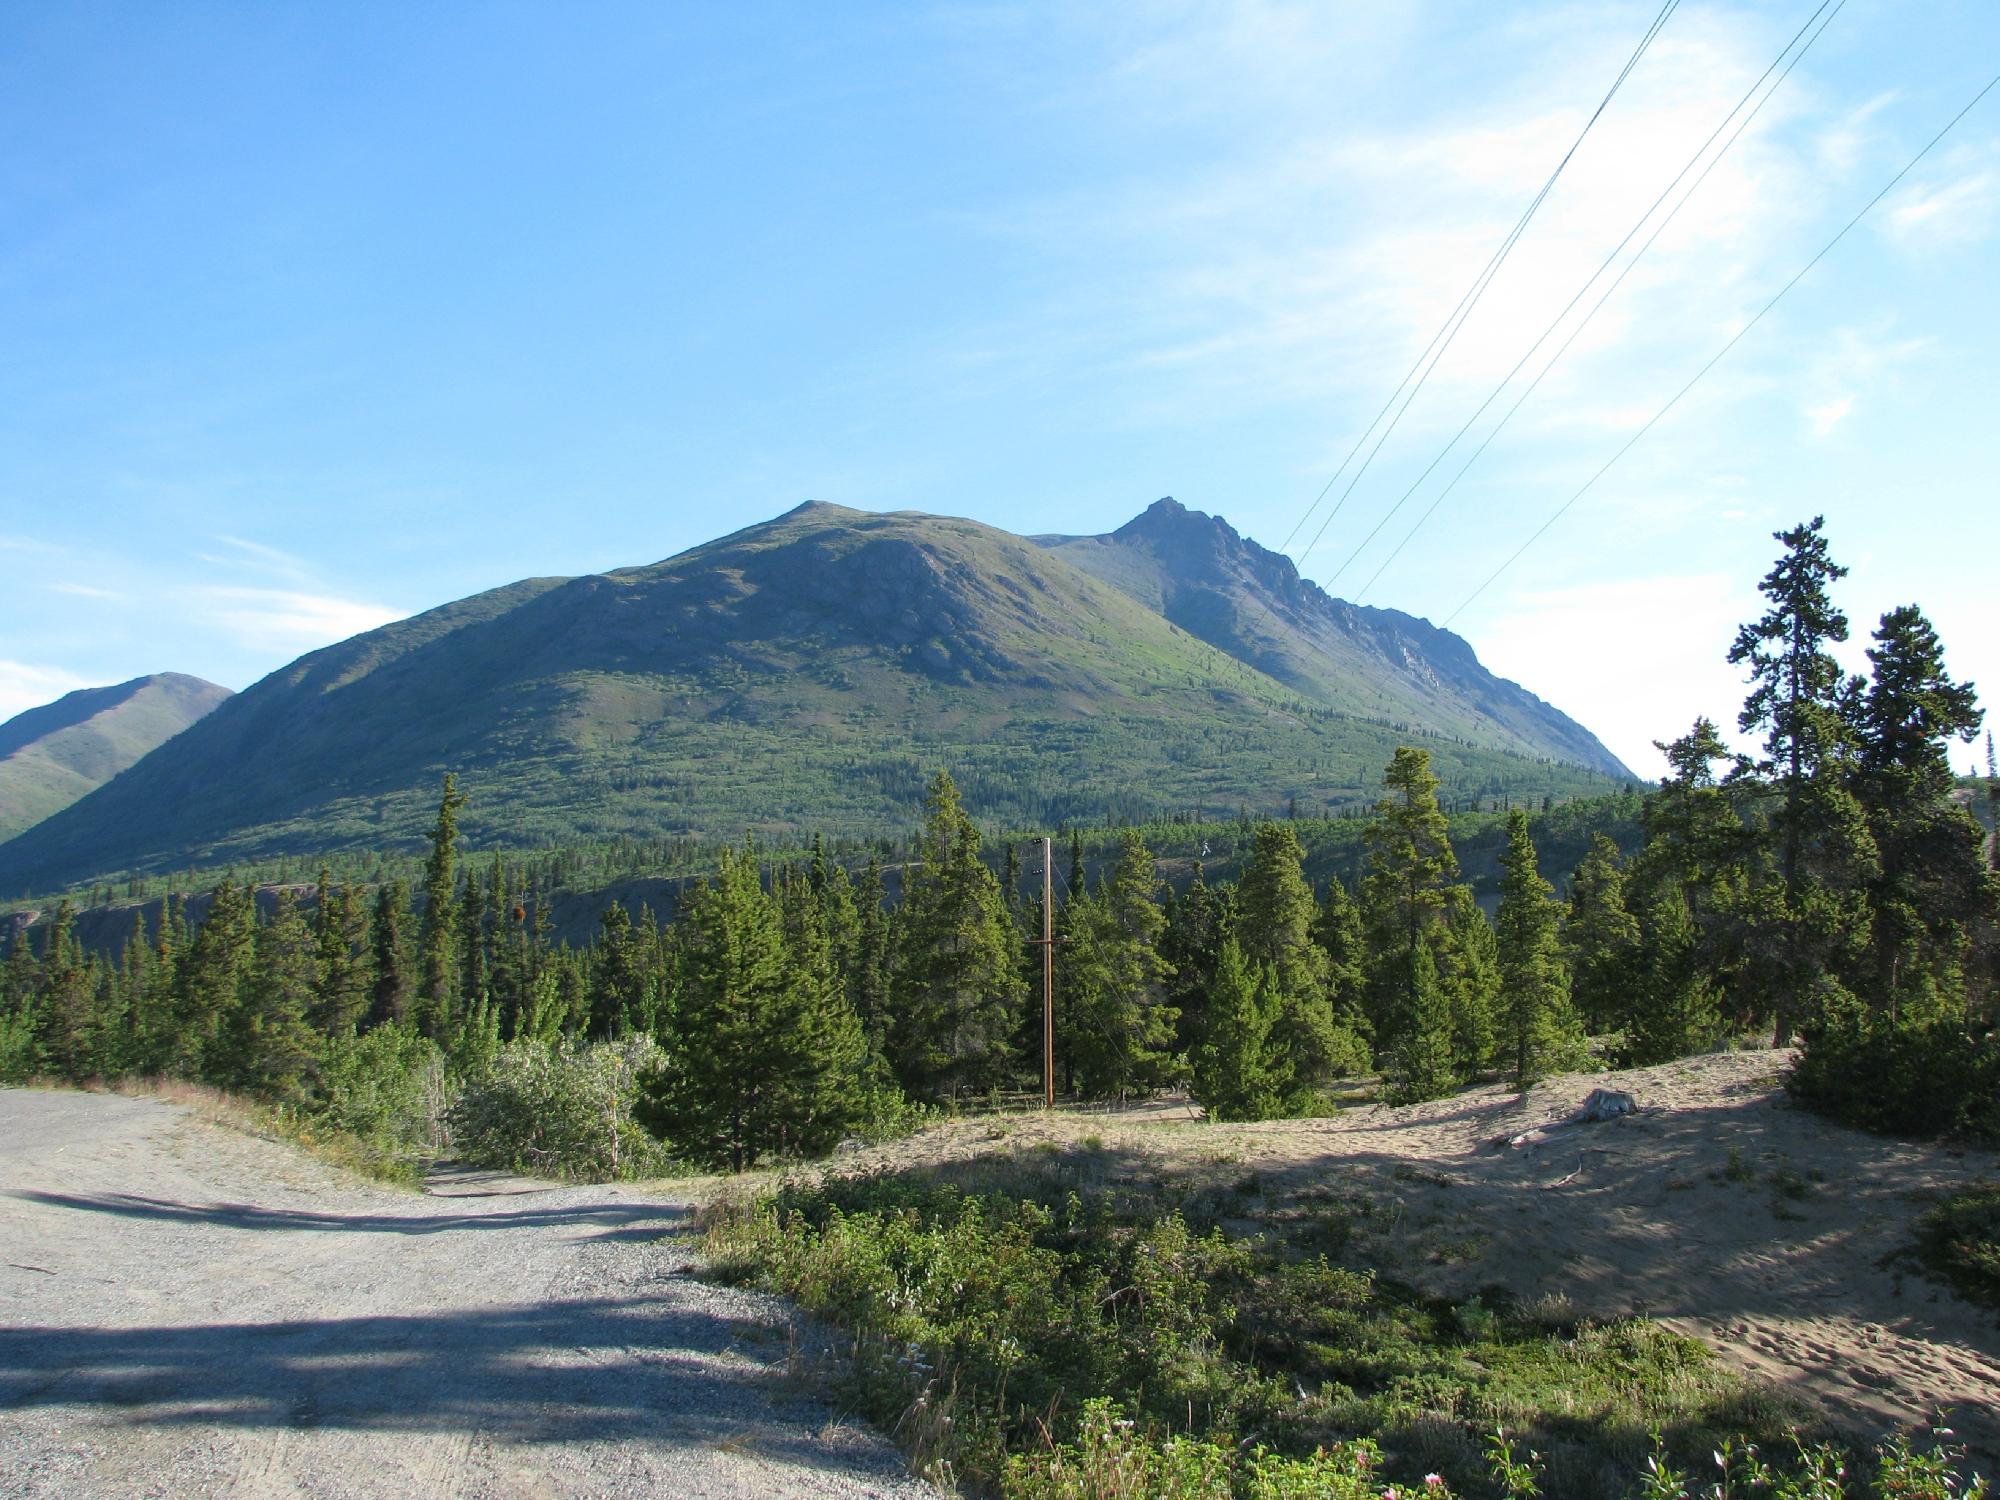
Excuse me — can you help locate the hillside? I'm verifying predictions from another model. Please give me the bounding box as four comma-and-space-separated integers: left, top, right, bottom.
0, 674, 232, 842
0, 502, 1632, 896
1038, 499, 1626, 777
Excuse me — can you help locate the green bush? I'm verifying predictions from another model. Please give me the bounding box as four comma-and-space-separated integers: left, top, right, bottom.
702, 1169, 1779, 1497
450, 1037, 678, 1181
1789, 1001, 2000, 1144
0, 1008, 39, 1084
314, 1025, 451, 1169
1915, 1182, 2000, 1311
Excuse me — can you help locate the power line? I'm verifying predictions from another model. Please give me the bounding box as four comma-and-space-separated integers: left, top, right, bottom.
1277, 0, 1679, 564
1343, 0, 1846, 601
1440, 68, 2000, 629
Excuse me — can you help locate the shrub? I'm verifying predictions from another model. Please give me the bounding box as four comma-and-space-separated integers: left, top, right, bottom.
1915, 1182, 2000, 1311
314, 1025, 451, 1168
450, 1037, 678, 1181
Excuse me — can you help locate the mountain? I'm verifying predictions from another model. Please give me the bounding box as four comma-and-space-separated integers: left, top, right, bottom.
0, 503, 1630, 895
0, 674, 233, 843
1036, 499, 1625, 777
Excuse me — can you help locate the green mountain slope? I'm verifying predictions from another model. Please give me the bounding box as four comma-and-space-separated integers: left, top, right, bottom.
0, 673, 233, 842
1038, 499, 1627, 777
0, 503, 1630, 895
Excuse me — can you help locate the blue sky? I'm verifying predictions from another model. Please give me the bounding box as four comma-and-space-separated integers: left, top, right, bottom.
2, 1, 1994, 780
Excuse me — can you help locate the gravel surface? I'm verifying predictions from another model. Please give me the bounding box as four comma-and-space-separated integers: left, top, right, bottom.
0, 1088, 934, 1499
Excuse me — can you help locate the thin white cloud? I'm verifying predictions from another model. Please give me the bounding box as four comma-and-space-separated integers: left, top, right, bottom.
187, 587, 406, 651
48, 582, 121, 600
1470, 573, 1760, 780
0, 661, 96, 723
201, 534, 316, 583
1805, 395, 1854, 436
1883, 141, 2000, 248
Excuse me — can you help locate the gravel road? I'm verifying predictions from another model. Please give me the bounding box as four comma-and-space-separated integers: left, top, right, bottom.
0, 1088, 933, 1499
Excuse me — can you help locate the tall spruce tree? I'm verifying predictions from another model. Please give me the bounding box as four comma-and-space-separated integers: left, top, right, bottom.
1064, 830, 1177, 1099
367, 881, 413, 1029
1191, 939, 1291, 1120
1566, 833, 1642, 1035
1625, 884, 1721, 1065
1239, 821, 1362, 1085
1494, 809, 1583, 1088
1362, 747, 1459, 1049
1728, 518, 1875, 1042
637, 845, 864, 1169
1391, 936, 1458, 1104
1438, 886, 1498, 1079
415, 773, 467, 1040
888, 771, 1024, 1099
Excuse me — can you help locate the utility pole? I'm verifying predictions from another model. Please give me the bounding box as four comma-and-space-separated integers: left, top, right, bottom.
1028, 835, 1056, 1108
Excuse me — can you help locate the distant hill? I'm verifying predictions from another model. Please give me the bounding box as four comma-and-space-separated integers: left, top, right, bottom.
0, 674, 233, 843
0, 502, 1632, 896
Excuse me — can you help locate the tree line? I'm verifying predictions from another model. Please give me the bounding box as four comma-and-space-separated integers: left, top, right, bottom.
1, 517, 1993, 1167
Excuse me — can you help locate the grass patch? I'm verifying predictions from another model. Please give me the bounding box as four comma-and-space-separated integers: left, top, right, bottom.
1915, 1181, 2000, 1312
112, 1077, 428, 1186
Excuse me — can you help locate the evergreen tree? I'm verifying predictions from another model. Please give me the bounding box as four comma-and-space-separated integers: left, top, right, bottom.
1161, 861, 1232, 1057
1437, 886, 1498, 1079
311, 869, 369, 1036
367, 881, 413, 1029
638, 845, 865, 1169
1728, 518, 1874, 1042
36, 901, 96, 1079
889, 771, 1025, 1099
415, 773, 467, 1039
1494, 810, 1583, 1088
1239, 821, 1362, 1085
1848, 605, 1990, 1021
851, 857, 893, 1054
224, 889, 322, 1101
175, 881, 254, 1080
1624, 884, 1722, 1066
1391, 937, 1457, 1105
1311, 874, 1368, 1038
1064, 830, 1177, 1099
1566, 833, 1642, 1035
1362, 747, 1459, 1048
1191, 939, 1291, 1120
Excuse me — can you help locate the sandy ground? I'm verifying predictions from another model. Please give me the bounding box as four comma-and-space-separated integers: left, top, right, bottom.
826, 1051, 2000, 1468
0, 1089, 931, 1500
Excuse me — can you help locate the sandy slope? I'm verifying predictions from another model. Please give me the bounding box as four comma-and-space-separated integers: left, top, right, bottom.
831, 1051, 2000, 1467
0, 1089, 930, 1500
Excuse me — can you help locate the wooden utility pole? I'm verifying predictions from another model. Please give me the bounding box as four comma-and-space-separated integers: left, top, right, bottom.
1031, 835, 1055, 1108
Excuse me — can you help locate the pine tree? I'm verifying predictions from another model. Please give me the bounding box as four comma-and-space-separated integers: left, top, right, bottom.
1239, 821, 1362, 1086
1848, 605, 1989, 1021
1161, 861, 1233, 1057
637, 844, 865, 1169
1494, 809, 1583, 1088
415, 773, 467, 1040
851, 857, 893, 1055
1064, 830, 1177, 1099
1191, 940, 1291, 1120
1391, 937, 1457, 1105
1566, 834, 1641, 1035
367, 881, 413, 1029
1625, 884, 1721, 1065
225, 889, 322, 1101
889, 771, 1025, 1099
311, 869, 369, 1036
1728, 518, 1874, 1042
36, 901, 96, 1079
1362, 747, 1459, 1049
1438, 886, 1498, 1079
175, 881, 255, 1080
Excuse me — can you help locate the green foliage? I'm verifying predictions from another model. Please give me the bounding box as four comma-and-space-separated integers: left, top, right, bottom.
1063, 831, 1179, 1099
314, 1025, 450, 1171
890, 771, 1025, 1100
636, 843, 867, 1170
1565, 833, 1641, 1034
1391, 938, 1459, 1105
704, 1165, 1814, 1500
1496, 810, 1586, 1089
1191, 940, 1293, 1121
451, 1037, 675, 1181
1363, 747, 1460, 1052
1914, 1182, 2000, 1311
1624, 885, 1723, 1068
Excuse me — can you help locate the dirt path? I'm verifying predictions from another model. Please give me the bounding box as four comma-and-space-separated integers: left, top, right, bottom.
0, 1088, 931, 1499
